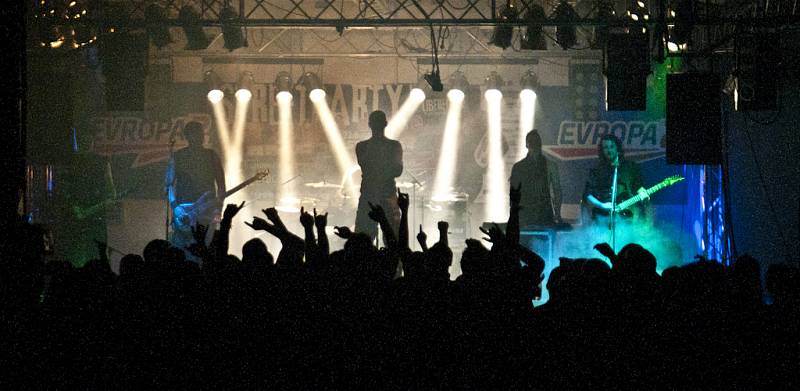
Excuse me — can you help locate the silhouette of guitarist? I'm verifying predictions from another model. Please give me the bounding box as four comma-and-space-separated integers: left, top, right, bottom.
164, 121, 225, 254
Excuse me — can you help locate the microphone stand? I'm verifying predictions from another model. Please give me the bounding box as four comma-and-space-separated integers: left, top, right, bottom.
164, 133, 177, 240
407, 171, 425, 250
609, 163, 619, 253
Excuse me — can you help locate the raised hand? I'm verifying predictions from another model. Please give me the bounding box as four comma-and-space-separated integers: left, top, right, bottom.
397, 188, 410, 212
222, 201, 246, 223
333, 226, 353, 239
299, 207, 314, 229
191, 224, 209, 245
416, 224, 428, 250
244, 216, 272, 232
314, 208, 328, 229
367, 202, 387, 223
263, 207, 280, 222
593, 242, 616, 260
479, 223, 505, 246
437, 221, 449, 233
187, 224, 209, 257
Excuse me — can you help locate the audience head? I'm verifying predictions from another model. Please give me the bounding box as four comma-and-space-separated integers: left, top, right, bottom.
119, 254, 144, 277
242, 238, 273, 266
143, 239, 171, 264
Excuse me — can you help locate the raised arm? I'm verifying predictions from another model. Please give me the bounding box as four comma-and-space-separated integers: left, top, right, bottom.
397, 189, 410, 251
314, 209, 330, 257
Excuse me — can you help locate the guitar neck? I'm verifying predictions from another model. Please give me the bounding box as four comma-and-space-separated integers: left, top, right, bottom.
616, 181, 667, 211
223, 175, 260, 199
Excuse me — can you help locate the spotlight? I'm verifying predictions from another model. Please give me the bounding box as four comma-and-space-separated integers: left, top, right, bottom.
484, 82, 507, 222
521, 4, 547, 50
220, 5, 246, 51
484, 71, 504, 92
519, 70, 539, 159
409, 87, 426, 102
236, 71, 254, 102
490, 2, 518, 50
145, 4, 171, 48
448, 71, 469, 94
179, 5, 209, 50
205, 70, 224, 103
275, 71, 293, 95
299, 71, 325, 98
385, 87, 426, 138
432, 86, 466, 202
552, 0, 578, 50
520, 70, 540, 92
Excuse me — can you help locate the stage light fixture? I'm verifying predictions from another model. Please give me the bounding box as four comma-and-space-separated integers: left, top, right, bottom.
145, 4, 171, 49
236, 71, 254, 102
484, 71, 504, 93
593, 0, 616, 49
275, 71, 293, 98
204, 70, 224, 103
669, 0, 694, 49
552, 0, 578, 50
490, 2, 518, 50
520, 70, 540, 92
626, 0, 650, 33
448, 71, 470, 94
300, 71, 325, 99
179, 5, 209, 50
220, 5, 246, 51
521, 4, 547, 50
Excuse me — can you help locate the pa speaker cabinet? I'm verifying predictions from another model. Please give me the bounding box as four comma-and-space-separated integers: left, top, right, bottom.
666, 73, 722, 164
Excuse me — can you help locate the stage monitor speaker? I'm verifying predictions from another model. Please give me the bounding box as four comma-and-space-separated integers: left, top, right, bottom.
666, 73, 722, 165
605, 33, 650, 111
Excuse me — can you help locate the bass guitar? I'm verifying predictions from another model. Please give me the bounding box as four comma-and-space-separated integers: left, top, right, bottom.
171, 170, 269, 255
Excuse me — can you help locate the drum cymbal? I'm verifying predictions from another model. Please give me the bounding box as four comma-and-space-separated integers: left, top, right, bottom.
304, 181, 343, 189
431, 192, 469, 202
396, 181, 416, 189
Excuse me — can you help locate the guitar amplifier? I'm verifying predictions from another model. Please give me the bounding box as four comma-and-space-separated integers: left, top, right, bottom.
106, 199, 167, 274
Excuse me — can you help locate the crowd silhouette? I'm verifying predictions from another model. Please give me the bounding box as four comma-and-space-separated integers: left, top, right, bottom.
2, 185, 798, 389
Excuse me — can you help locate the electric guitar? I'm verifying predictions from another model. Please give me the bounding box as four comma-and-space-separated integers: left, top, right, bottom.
593, 175, 685, 219
171, 170, 269, 252
73, 187, 136, 220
